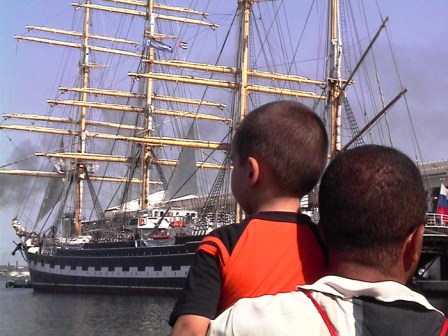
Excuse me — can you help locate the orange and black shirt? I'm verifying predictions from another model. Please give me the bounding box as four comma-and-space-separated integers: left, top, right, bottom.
169, 212, 327, 325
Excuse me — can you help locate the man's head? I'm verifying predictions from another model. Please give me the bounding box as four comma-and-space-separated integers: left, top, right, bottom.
231, 101, 328, 213
319, 145, 426, 278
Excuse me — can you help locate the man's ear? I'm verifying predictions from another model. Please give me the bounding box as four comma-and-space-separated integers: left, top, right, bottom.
246, 156, 260, 186
403, 224, 425, 278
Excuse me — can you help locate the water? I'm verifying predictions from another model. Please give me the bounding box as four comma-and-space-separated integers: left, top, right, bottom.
0, 281, 177, 336
2, 281, 448, 336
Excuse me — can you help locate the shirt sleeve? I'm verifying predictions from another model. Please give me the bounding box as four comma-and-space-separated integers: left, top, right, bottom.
168, 249, 222, 326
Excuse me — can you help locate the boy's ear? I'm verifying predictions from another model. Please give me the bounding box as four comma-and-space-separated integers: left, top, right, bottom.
247, 156, 260, 186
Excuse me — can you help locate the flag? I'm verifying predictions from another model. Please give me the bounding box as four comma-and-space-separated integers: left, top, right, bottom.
437, 183, 448, 215
147, 39, 173, 53
178, 40, 188, 49
437, 183, 448, 223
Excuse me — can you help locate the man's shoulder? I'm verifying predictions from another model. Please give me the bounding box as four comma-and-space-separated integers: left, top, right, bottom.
208, 291, 323, 335
236, 291, 309, 308
219, 291, 314, 322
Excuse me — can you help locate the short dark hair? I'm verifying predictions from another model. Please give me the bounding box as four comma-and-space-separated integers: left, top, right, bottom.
319, 145, 426, 268
232, 100, 328, 197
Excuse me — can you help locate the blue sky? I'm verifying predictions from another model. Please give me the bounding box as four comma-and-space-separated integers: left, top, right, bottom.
1, 1, 447, 264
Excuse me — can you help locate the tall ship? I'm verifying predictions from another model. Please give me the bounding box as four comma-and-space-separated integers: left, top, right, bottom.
2, 0, 445, 294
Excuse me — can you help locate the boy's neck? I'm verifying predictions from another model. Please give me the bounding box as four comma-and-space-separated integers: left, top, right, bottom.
254, 196, 301, 214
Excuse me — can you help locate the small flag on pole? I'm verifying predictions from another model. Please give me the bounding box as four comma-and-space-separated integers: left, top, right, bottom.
178, 40, 188, 49
437, 183, 448, 223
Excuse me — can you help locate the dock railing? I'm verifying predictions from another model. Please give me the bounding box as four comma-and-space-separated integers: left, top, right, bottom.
426, 213, 448, 227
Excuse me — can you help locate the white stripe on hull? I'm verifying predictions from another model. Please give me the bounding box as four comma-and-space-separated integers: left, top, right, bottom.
29, 262, 191, 279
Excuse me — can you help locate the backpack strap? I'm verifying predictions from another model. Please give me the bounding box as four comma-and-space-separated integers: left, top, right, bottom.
302, 290, 337, 336
440, 318, 448, 336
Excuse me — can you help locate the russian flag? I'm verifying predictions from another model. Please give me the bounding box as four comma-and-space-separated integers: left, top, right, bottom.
437, 183, 448, 223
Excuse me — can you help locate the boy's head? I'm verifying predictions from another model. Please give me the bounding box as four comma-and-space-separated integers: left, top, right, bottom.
319, 145, 426, 274
231, 100, 328, 212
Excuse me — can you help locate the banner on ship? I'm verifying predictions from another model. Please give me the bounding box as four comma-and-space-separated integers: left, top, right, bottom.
147, 39, 173, 53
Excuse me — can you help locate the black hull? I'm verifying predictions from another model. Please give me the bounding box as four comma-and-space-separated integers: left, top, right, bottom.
25, 237, 202, 294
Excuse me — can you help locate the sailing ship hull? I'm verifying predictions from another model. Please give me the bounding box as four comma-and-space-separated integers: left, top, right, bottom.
25, 237, 202, 294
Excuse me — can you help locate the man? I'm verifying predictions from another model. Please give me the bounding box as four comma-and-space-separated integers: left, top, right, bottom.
208, 145, 447, 335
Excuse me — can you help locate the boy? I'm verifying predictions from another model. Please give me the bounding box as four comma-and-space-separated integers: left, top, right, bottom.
208, 145, 447, 335
170, 100, 329, 335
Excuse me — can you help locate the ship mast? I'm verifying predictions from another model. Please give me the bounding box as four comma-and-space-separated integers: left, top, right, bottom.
238, 0, 250, 121
327, 0, 343, 159
235, 0, 251, 223
327, 1, 396, 158
74, 0, 93, 235
141, 0, 155, 210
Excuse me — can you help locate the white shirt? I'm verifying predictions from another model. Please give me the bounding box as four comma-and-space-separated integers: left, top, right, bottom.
207, 275, 443, 336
